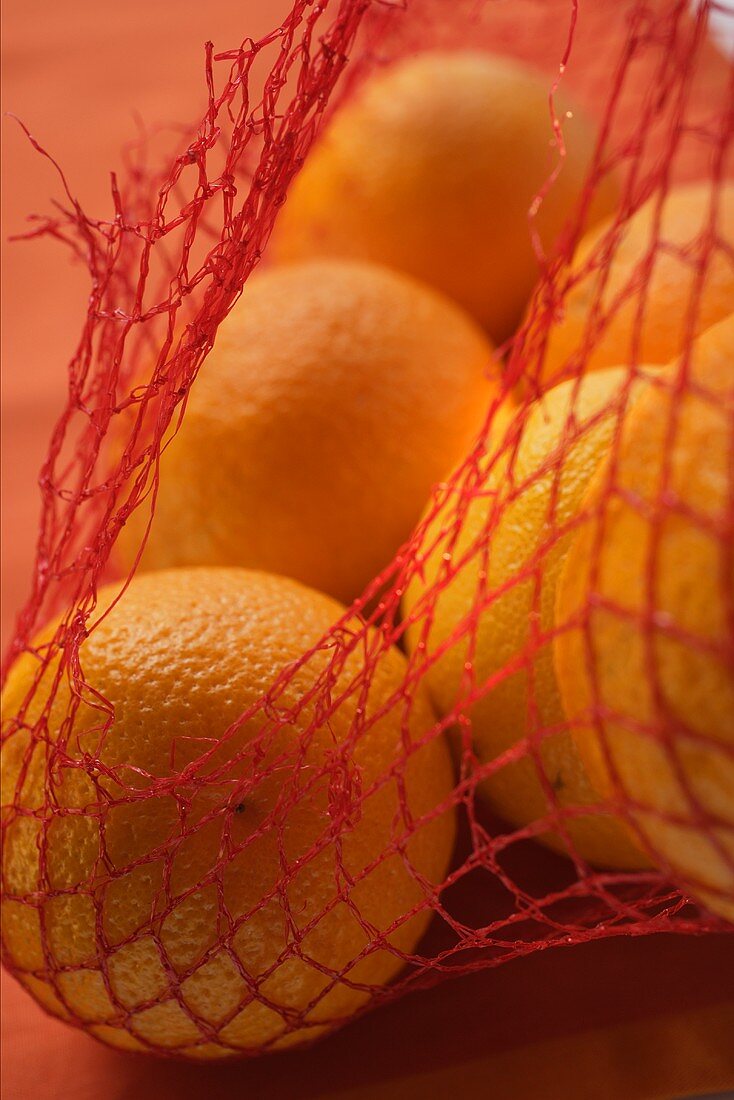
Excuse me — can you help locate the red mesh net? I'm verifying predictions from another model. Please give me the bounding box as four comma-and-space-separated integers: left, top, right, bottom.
2, 0, 733, 1061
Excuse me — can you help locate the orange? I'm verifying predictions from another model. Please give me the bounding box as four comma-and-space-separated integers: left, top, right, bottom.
271, 51, 617, 343
537, 182, 734, 387
554, 315, 734, 919
122, 259, 495, 604
403, 369, 657, 868
1, 568, 456, 1057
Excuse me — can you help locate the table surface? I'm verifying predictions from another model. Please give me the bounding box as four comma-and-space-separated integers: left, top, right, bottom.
3, 2, 734, 1097
4, 935, 734, 1100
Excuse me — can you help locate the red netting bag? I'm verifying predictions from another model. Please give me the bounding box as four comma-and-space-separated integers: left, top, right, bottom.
2, 0, 733, 1061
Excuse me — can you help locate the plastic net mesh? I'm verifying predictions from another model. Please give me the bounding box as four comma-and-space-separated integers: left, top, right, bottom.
2, 0, 734, 1061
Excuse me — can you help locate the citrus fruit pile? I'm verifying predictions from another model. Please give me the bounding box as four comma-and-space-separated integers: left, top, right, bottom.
2, 49, 733, 1060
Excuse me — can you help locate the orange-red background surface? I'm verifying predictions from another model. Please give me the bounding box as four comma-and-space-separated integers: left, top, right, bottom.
3, 2, 734, 1097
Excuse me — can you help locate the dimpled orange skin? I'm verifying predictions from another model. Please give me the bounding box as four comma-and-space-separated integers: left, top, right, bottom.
271, 51, 618, 344
402, 370, 657, 869
1, 568, 456, 1058
121, 259, 495, 605
554, 315, 734, 920
537, 182, 734, 388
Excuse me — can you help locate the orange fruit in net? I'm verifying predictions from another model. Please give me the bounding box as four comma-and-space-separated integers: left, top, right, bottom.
536, 181, 734, 388
403, 369, 658, 869
272, 51, 618, 343
122, 259, 495, 605
554, 314, 734, 920
1, 568, 456, 1057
